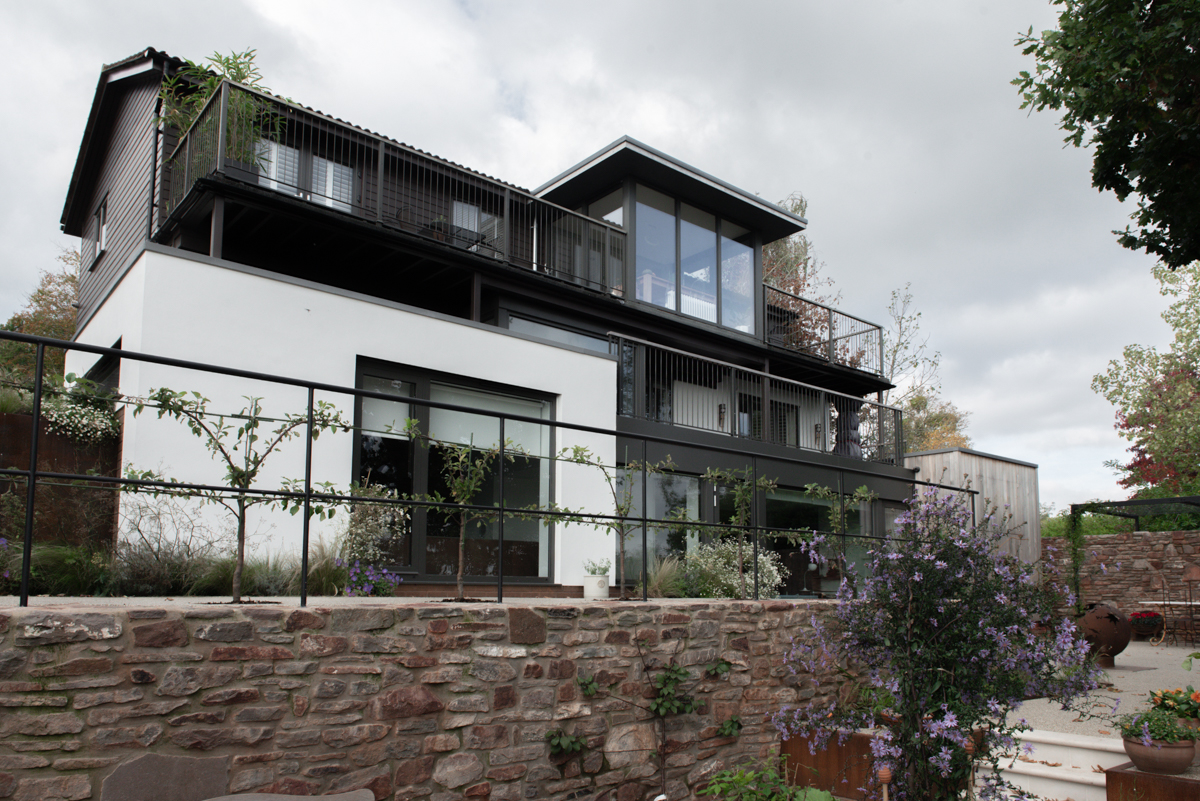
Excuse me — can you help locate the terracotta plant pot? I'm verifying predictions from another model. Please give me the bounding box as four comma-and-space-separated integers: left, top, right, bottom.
1122, 738, 1196, 774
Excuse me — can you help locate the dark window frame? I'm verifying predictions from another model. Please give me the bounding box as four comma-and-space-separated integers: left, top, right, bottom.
352, 356, 558, 583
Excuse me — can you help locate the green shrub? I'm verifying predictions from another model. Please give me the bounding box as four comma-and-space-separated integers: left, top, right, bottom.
29, 543, 114, 596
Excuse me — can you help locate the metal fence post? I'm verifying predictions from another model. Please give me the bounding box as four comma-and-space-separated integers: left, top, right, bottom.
641, 439, 649, 603
497, 418, 505, 604
19, 344, 45, 607
214, 81, 229, 174
300, 387, 314, 607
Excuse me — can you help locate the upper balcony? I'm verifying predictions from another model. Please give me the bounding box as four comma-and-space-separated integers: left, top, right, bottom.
158, 81, 884, 378
156, 81, 626, 295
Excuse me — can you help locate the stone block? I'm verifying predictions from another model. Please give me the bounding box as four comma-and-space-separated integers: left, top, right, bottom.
167, 726, 273, 751
433, 753, 484, 789
99, 754, 229, 801
200, 687, 260, 706
508, 608, 546, 644
332, 608, 394, 632
12, 776, 91, 801
210, 645, 294, 661
15, 613, 121, 646
395, 755, 436, 786
29, 657, 114, 678
370, 686, 445, 720
132, 619, 188, 648
284, 609, 327, 631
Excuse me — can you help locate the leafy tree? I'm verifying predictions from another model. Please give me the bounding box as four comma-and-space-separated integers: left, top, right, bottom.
1014, 1, 1200, 268
130, 390, 348, 602
902, 392, 972, 452
1092, 261, 1200, 495
1, 250, 79, 380
762, 193, 838, 305
403, 419, 516, 603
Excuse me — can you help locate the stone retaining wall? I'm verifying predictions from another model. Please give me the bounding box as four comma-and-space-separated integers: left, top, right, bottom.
0, 600, 836, 801
1042, 530, 1200, 610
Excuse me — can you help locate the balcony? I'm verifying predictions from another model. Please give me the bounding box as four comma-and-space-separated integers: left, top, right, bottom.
157, 80, 626, 295
764, 285, 884, 375
612, 334, 903, 465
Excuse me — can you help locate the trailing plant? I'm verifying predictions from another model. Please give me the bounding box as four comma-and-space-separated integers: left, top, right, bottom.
773, 486, 1100, 801
545, 729, 585, 756
129, 389, 349, 602
650, 663, 698, 716
716, 716, 743, 738
576, 674, 599, 697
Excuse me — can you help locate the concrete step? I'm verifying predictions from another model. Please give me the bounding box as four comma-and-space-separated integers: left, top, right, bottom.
981, 730, 1129, 801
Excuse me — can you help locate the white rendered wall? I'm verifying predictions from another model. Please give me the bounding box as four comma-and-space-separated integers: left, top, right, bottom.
67, 249, 619, 588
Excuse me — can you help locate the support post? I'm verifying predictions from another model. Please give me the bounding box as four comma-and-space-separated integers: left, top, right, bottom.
497, 418, 505, 604
19, 344, 45, 607
300, 387, 314, 607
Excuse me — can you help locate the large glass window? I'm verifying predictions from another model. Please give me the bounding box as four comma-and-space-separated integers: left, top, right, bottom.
356, 370, 553, 580
633, 184, 756, 333
635, 185, 677, 309
619, 472, 701, 584
680, 205, 717, 323
721, 222, 754, 333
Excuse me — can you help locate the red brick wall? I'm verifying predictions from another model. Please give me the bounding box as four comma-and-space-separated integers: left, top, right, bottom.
1041, 530, 1200, 612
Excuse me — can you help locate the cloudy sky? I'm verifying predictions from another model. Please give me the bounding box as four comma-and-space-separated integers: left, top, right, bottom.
0, 0, 1174, 511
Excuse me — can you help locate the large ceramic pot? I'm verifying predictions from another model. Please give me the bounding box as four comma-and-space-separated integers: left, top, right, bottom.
1079, 603, 1132, 668
1123, 738, 1196, 774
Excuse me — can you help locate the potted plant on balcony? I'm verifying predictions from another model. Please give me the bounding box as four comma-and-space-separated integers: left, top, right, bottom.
1118, 707, 1198, 774
582, 558, 610, 601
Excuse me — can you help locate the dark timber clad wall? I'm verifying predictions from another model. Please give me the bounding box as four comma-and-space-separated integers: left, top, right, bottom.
77, 78, 160, 330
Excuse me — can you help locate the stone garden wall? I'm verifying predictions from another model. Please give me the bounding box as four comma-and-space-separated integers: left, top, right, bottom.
0, 600, 837, 801
1041, 530, 1200, 611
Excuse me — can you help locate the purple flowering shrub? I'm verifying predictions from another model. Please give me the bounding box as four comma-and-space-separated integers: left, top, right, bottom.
772, 487, 1100, 801
336, 558, 403, 597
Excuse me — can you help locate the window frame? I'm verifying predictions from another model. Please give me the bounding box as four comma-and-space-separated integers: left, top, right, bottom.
353, 357, 559, 582
88, 195, 108, 271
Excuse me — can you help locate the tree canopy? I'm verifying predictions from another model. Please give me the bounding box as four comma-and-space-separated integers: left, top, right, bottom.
0, 250, 79, 380
1092, 260, 1200, 495
1014, 0, 1200, 268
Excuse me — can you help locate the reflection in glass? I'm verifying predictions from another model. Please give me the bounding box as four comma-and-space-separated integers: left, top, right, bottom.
680, 205, 717, 322
425, 384, 551, 579
618, 472, 701, 584
635, 185, 676, 309
721, 226, 754, 333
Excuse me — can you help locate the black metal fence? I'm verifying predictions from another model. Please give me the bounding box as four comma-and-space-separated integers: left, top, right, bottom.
159, 81, 626, 295
0, 330, 960, 608
764, 285, 884, 374
613, 334, 904, 465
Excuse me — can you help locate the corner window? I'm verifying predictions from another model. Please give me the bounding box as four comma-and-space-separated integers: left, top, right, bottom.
633, 184, 756, 334
356, 365, 554, 580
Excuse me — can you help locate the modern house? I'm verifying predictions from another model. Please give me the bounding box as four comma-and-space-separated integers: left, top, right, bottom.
60, 48, 918, 596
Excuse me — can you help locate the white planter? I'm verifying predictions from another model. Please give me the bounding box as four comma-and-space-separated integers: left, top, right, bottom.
583, 574, 610, 601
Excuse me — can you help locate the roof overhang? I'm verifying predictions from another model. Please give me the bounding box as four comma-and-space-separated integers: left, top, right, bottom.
60, 48, 184, 236
534, 136, 806, 244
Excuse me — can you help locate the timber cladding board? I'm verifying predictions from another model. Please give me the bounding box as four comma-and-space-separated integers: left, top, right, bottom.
0, 600, 842, 801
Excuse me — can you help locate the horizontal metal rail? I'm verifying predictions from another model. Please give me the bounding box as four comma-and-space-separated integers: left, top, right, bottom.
0, 331, 951, 608
160, 81, 626, 295
763, 284, 884, 375
612, 333, 903, 465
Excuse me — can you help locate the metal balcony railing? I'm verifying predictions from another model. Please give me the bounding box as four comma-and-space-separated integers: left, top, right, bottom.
613, 334, 903, 465
763, 285, 884, 375
159, 81, 626, 295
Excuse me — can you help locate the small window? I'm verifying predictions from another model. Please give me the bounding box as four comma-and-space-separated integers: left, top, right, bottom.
90, 199, 108, 269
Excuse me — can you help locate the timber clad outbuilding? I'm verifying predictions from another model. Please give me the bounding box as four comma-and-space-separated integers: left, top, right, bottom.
61, 47, 927, 595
